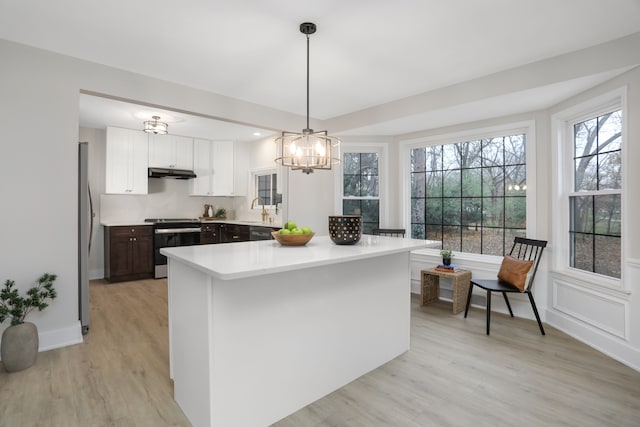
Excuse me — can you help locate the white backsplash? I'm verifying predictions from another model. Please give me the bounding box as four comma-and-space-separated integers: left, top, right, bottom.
100, 178, 282, 225
100, 178, 232, 221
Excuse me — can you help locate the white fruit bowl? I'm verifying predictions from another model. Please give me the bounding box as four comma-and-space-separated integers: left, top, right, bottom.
272, 231, 314, 246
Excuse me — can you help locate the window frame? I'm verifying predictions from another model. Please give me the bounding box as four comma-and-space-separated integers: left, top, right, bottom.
334, 143, 389, 230
250, 167, 281, 209
552, 88, 627, 291
401, 121, 537, 255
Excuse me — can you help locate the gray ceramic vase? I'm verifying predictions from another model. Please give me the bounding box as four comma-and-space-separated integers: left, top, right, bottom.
1, 322, 39, 372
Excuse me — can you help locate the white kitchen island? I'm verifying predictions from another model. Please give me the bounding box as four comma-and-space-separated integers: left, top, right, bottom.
161, 235, 437, 427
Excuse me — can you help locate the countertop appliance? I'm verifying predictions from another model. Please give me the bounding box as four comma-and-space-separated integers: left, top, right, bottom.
145, 218, 201, 278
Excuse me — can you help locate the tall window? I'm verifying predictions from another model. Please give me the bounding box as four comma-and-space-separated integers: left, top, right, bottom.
569, 110, 622, 278
255, 172, 281, 206
342, 152, 379, 234
410, 134, 526, 255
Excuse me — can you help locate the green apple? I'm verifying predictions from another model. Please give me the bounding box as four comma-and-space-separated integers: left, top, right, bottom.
278, 228, 291, 235
285, 221, 297, 231
290, 228, 303, 235
301, 227, 313, 234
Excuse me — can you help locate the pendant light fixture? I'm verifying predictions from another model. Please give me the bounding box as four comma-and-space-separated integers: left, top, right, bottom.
143, 115, 168, 135
275, 22, 340, 174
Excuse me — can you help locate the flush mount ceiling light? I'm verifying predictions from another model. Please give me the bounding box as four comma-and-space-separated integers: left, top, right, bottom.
143, 115, 168, 135
275, 22, 340, 174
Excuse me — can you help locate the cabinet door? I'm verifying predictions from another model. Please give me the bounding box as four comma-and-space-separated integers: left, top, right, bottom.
148, 134, 172, 168
132, 235, 154, 275
212, 141, 235, 196
221, 224, 250, 243
130, 130, 149, 194
106, 127, 148, 194
149, 134, 194, 170
201, 224, 220, 244
109, 236, 133, 277
190, 138, 214, 196
174, 135, 194, 170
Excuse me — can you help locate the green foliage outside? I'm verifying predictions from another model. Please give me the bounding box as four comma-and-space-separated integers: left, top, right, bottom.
343, 153, 380, 233
411, 135, 526, 255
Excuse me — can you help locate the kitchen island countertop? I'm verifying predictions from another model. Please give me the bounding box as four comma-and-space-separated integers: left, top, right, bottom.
161, 235, 438, 280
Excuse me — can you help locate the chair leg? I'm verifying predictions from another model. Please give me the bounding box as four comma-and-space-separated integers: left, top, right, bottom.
486, 291, 491, 335
527, 292, 546, 335
502, 292, 514, 317
464, 283, 474, 318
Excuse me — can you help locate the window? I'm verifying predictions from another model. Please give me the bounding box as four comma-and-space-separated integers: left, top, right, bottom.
255, 172, 281, 206
569, 110, 622, 278
410, 134, 527, 255
342, 152, 380, 234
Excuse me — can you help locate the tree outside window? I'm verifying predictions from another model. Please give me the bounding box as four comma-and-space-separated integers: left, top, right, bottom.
342, 152, 379, 234
255, 173, 282, 206
569, 110, 622, 278
411, 134, 526, 255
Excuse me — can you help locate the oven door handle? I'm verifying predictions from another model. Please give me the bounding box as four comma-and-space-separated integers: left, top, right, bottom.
155, 228, 202, 234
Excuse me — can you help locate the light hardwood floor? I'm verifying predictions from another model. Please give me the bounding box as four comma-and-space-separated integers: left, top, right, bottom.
1, 279, 639, 427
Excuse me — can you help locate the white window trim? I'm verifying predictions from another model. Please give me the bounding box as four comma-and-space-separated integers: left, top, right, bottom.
399, 120, 537, 255
334, 143, 389, 226
250, 166, 279, 209
551, 87, 627, 292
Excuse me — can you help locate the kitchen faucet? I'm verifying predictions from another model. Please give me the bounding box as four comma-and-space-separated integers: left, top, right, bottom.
251, 197, 270, 223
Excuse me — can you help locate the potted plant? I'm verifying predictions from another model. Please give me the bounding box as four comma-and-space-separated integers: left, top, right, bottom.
0, 273, 57, 372
440, 249, 454, 266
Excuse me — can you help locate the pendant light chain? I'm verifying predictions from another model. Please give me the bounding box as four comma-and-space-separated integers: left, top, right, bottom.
306, 32, 310, 132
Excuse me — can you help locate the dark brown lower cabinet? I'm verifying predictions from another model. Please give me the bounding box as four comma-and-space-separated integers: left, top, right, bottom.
220, 224, 250, 243
201, 223, 220, 244
104, 225, 153, 282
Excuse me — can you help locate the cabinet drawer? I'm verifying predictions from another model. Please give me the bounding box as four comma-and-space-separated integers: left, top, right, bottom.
110, 225, 153, 238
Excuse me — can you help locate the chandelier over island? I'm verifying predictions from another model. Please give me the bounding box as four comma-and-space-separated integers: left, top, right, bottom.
275, 22, 340, 174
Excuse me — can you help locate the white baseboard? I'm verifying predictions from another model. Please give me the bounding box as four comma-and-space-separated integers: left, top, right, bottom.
546, 310, 640, 373
89, 269, 104, 280
38, 321, 84, 352
0, 322, 83, 361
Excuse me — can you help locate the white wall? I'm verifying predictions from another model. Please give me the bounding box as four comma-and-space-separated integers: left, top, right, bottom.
398, 67, 640, 372
545, 67, 640, 372
0, 38, 309, 351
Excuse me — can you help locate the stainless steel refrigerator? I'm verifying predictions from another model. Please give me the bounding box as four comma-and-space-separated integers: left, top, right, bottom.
78, 142, 94, 335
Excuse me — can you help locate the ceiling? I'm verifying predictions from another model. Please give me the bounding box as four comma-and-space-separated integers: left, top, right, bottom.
2, 0, 640, 139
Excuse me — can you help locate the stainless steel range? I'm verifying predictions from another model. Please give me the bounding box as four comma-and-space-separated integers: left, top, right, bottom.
145, 218, 201, 279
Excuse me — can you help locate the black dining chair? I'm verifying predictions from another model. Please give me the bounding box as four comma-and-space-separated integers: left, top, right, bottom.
372, 228, 406, 237
464, 237, 547, 335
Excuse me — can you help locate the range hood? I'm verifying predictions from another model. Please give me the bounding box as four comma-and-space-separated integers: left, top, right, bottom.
148, 167, 197, 179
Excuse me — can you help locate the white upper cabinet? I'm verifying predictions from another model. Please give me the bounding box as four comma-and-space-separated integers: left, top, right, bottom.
212, 140, 236, 196
191, 138, 214, 196
105, 127, 149, 194
190, 139, 242, 196
148, 134, 194, 170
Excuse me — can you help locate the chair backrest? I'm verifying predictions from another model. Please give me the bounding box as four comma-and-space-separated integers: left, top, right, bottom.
373, 228, 406, 238
508, 237, 547, 291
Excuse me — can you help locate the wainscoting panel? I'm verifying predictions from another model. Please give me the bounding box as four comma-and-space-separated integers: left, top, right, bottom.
552, 276, 628, 339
